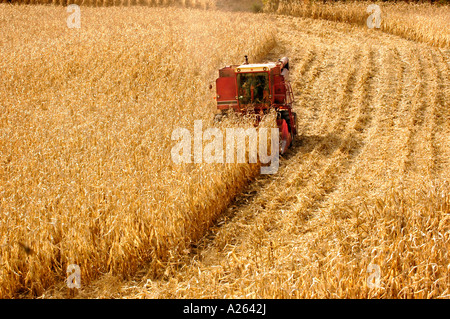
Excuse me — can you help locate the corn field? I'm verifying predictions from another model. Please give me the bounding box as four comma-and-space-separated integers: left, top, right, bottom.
0, 5, 277, 297
0, 1, 449, 299
1, 0, 216, 8
264, 0, 450, 48
127, 11, 450, 299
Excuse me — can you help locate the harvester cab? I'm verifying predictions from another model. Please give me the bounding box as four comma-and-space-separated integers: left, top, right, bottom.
214, 56, 298, 154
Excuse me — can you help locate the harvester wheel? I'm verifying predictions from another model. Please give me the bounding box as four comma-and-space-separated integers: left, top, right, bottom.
293, 112, 298, 136
280, 111, 291, 133
279, 110, 295, 150
279, 119, 290, 155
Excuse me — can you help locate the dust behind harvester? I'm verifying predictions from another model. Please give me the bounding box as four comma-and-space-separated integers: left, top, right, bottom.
214, 56, 298, 154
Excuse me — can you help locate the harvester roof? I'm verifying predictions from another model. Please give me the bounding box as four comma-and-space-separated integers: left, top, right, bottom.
236, 62, 278, 72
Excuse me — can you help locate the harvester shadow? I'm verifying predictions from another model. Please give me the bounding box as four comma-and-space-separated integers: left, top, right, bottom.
284, 132, 343, 160
186, 132, 343, 259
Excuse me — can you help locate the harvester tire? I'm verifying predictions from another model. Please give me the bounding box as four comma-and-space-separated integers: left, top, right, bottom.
279, 119, 290, 155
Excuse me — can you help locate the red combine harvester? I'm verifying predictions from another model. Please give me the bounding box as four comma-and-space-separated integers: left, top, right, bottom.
214, 56, 298, 154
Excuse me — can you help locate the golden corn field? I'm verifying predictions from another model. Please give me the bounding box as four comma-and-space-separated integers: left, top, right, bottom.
0, 0, 449, 299
268, 0, 450, 48
2, 0, 216, 8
